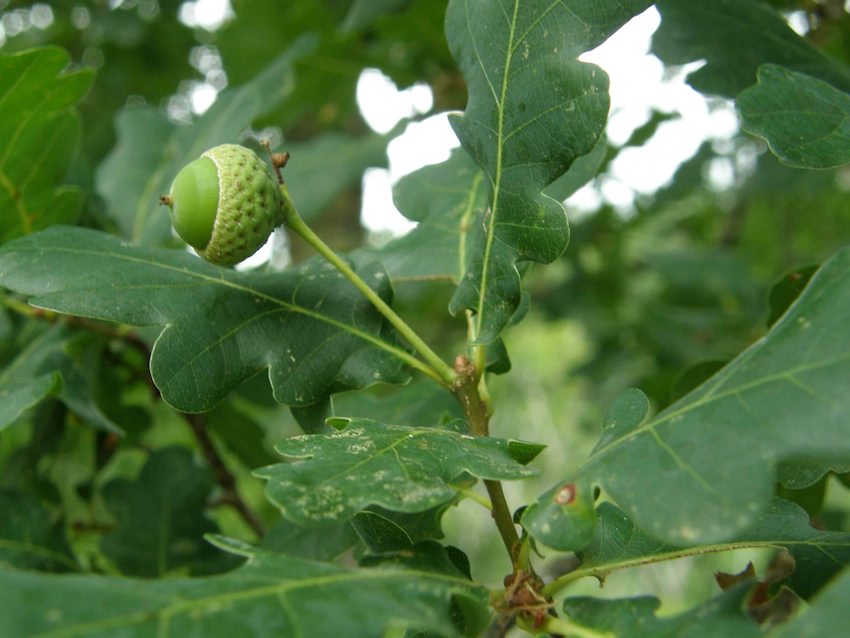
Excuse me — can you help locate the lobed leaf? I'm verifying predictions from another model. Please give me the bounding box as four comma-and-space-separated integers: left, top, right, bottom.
0, 373, 60, 434
0, 489, 79, 573
361, 139, 605, 286
356, 149, 486, 284
561, 589, 759, 638
99, 448, 227, 578
653, 0, 850, 97
524, 249, 850, 551
0, 547, 488, 638
444, 0, 653, 344
284, 131, 390, 222
0, 325, 119, 433
572, 246, 850, 545
770, 567, 850, 637
342, 0, 415, 32
257, 418, 541, 525
0, 47, 93, 244
358, 542, 476, 591
738, 65, 850, 169
260, 519, 359, 560
0, 227, 409, 413
522, 479, 597, 552
543, 134, 608, 203
205, 402, 278, 470
353, 505, 452, 553
219, 0, 452, 133
767, 266, 818, 329
333, 379, 465, 428
551, 500, 850, 599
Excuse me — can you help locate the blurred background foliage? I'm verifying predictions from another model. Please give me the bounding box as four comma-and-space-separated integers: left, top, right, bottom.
2, 0, 850, 619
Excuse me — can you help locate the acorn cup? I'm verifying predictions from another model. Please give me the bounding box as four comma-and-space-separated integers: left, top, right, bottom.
161, 144, 285, 266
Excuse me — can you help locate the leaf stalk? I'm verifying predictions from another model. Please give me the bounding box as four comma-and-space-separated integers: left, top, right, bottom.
280, 185, 456, 386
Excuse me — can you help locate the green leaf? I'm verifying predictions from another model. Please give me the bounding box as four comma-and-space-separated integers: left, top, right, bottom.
365, 137, 605, 286
0, 305, 11, 344
670, 361, 728, 405
333, 380, 464, 428
356, 149, 486, 284
342, 0, 414, 32
0, 47, 93, 243
776, 470, 828, 521
218, 3, 358, 131
561, 589, 759, 638
0, 547, 488, 638
0, 325, 119, 433
575, 246, 850, 545
767, 266, 818, 328
653, 0, 850, 97
99, 447, 225, 578
0, 227, 410, 412
776, 459, 850, 493
94, 106, 173, 240
592, 387, 650, 454
353, 505, 451, 553
219, 1, 451, 132
770, 567, 850, 637
522, 479, 597, 551
0, 373, 60, 433
444, 0, 653, 344
96, 40, 313, 246
285, 132, 389, 222
550, 500, 850, 599
0, 401, 67, 504
260, 519, 359, 560
356, 542, 489, 636
0, 489, 79, 572
543, 134, 608, 203
738, 65, 850, 169
206, 402, 277, 470
257, 418, 539, 525
360, 541, 471, 580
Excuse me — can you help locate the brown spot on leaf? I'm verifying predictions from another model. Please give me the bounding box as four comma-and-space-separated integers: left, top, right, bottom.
554, 483, 576, 505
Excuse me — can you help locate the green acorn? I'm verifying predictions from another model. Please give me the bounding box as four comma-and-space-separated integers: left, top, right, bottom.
161, 144, 285, 266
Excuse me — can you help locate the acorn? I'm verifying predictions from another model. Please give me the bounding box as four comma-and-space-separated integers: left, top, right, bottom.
161, 144, 285, 266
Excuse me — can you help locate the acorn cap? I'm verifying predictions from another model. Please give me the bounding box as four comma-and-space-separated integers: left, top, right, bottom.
166, 144, 285, 266
200, 144, 285, 265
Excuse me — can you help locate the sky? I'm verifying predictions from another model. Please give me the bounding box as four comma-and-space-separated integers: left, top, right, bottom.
0, 0, 754, 265
355, 6, 741, 235
232, 3, 742, 265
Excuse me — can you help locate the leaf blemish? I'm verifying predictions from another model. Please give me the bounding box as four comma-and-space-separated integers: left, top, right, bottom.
554, 483, 576, 505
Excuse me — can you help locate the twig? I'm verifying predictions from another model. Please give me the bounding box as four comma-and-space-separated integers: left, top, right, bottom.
451, 355, 521, 564
4, 295, 267, 538
184, 413, 266, 537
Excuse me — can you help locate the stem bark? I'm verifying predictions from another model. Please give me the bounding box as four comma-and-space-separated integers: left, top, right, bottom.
452, 356, 521, 565
184, 413, 266, 537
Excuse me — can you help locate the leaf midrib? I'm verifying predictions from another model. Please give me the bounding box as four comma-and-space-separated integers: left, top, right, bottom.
26, 566, 476, 638
548, 535, 850, 593
0, 538, 80, 572
457, 171, 484, 283
474, 0, 521, 338
585, 352, 850, 464
4, 241, 413, 370
270, 426, 531, 519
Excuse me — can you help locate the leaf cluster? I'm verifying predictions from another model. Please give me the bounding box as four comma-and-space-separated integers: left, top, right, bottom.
1, 1, 850, 636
